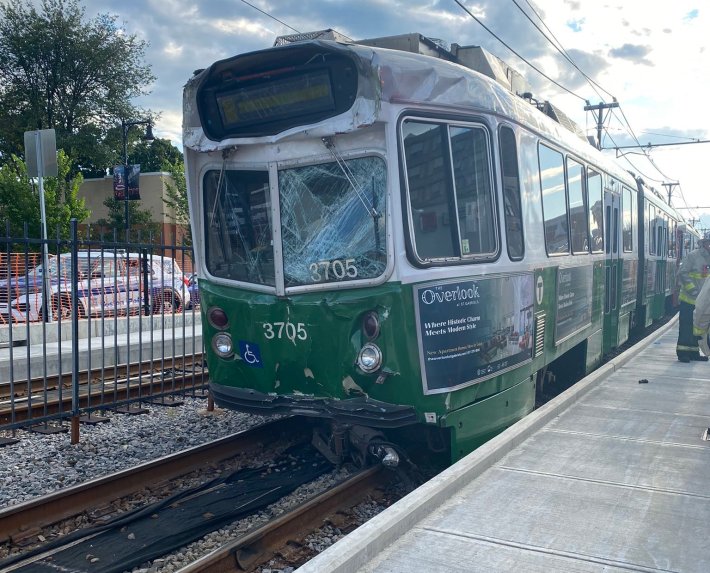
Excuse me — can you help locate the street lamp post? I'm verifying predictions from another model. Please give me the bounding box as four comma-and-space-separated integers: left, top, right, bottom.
121, 118, 154, 242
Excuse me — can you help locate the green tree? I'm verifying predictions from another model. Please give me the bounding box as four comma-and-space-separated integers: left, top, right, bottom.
94, 198, 160, 242
0, 150, 89, 241
0, 0, 155, 176
0, 156, 40, 236
161, 156, 191, 247
131, 138, 183, 174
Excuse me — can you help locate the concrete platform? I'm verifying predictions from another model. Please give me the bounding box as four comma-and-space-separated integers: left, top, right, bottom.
301, 316, 710, 573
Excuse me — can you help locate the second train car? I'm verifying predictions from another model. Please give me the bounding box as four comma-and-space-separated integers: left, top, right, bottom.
183, 32, 695, 465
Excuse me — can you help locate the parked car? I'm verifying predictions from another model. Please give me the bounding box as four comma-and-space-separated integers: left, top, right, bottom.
0, 250, 190, 322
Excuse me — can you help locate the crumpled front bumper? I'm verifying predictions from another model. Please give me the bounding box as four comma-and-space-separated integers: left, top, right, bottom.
210, 382, 418, 428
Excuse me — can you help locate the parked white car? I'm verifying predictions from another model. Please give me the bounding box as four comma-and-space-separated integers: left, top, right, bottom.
0, 250, 190, 322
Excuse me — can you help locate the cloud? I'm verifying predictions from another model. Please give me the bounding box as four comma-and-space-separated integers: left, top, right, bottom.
608, 43, 653, 66
19, 0, 710, 218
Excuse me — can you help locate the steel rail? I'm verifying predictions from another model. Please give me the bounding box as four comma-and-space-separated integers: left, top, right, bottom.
179, 465, 393, 572
0, 417, 304, 544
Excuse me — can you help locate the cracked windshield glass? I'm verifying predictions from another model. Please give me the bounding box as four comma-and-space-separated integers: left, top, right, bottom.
279, 156, 387, 287
203, 156, 386, 288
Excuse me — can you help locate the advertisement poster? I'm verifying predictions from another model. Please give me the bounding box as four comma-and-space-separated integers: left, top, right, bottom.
555, 265, 593, 342
113, 164, 141, 200
414, 274, 534, 394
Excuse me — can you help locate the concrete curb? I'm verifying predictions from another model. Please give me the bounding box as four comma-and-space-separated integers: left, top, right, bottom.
298, 316, 679, 573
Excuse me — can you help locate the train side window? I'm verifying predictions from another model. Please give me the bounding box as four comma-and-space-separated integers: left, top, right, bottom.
567, 158, 588, 254
538, 144, 568, 255
402, 119, 497, 262
587, 169, 603, 252
670, 221, 677, 258
606, 205, 612, 255
402, 121, 457, 259
498, 126, 524, 260
659, 214, 666, 258
451, 126, 496, 256
622, 187, 633, 252
649, 204, 656, 255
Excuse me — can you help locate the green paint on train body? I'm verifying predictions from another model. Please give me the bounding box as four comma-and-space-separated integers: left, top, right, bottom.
202, 277, 538, 458
638, 259, 675, 328
202, 257, 634, 462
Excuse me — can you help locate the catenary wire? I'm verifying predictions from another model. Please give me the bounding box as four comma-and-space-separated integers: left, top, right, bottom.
515, 0, 614, 101
239, 0, 301, 34
453, 0, 587, 101
513, 0, 680, 186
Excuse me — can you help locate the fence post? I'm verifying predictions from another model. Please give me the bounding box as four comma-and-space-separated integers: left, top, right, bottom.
142, 248, 150, 316
70, 219, 81, 444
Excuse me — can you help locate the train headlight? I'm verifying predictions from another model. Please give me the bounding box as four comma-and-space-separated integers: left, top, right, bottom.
212, 332, 234, 358
357, 342, 382, 373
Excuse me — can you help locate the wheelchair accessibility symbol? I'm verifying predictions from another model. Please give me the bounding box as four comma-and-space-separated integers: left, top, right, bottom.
238, 341, 263, 368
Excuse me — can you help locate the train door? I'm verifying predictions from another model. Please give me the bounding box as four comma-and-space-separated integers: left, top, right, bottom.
603, 188, 621, 354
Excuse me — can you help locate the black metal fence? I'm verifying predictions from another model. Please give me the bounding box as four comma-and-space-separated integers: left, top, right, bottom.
0, 220, 205, 444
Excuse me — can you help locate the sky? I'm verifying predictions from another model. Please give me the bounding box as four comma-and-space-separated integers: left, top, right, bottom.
83, 0, 709, 226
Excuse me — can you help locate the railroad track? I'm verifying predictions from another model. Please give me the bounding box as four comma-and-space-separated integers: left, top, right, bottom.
181, 466, 395, 573
0, 354, 206, 425
0, 417, 305, 544
0, 417, 403, 573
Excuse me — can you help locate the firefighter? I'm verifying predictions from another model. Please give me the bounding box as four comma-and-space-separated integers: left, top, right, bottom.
677, 231, 710, 362
693, 271, 710, 357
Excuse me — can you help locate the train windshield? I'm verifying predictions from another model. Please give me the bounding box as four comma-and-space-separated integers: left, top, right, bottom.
279, 156, 387, 287
202, 156, 387, 288
203, 169, 275, 286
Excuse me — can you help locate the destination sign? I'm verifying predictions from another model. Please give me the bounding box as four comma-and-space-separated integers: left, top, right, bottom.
217, 70, 335, 127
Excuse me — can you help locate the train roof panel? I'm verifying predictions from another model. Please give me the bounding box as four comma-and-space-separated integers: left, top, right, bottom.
182, 38, 634, 183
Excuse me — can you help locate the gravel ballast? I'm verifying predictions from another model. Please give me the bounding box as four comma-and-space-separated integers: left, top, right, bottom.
0, 399, 397, 573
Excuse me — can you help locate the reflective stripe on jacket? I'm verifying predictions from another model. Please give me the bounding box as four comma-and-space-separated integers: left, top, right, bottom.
677, 246, 710, 305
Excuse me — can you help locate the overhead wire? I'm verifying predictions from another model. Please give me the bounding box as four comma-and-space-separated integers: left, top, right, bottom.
638, 130, 702, 141
461, 0, 681, 188
515, 0, 678, 184
604, 130, 664, 184
239, 0, 301, 34
515, 0, 614, 102
452, 0, 587, 102
612, 105, 676, 182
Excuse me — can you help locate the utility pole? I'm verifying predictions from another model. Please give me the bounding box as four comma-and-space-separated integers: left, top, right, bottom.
584, 101, 619, 150
662, 182, 679, 206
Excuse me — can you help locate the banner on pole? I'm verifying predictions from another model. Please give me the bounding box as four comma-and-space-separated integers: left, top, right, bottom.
113, 165, 141, 200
